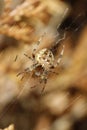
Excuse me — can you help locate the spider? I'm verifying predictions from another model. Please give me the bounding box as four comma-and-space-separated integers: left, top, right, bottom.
17, 32, 65, 92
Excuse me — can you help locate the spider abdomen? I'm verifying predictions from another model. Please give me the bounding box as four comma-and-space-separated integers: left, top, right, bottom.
35, 48, 54, 70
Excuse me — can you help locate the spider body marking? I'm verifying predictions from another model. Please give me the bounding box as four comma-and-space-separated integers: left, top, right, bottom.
35, 48, 54, 70
17, 33, 65, 92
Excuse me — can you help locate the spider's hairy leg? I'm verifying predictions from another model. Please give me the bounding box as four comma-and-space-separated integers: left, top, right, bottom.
32, 32, 46, 55
54, 44, 65, 67
17, 63, 39, 78
30, 76, 47, 92
39, 70, 48, 92
17, 67, 30, 80
49, 70, 59, 75
55, 32, 66, 45
57, 44, 65, 64
24, 53, 34, 61
41, 78, 47, 93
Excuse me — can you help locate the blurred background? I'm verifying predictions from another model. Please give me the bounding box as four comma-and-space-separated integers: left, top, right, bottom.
0, 0, 87, 130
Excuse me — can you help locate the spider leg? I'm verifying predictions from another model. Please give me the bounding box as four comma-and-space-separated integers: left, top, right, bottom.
24, 53, 33, 61
16, 71, 26, 81
39, 70, 48, 93
57, 44, 65, 64
55, 33, 66, 45
32, 32, 46, 55
41, 78, 47, 93
54, 44, 65, 67
17, 67, 30, 77
17, 71, 25, 77
49, 70, 59, 75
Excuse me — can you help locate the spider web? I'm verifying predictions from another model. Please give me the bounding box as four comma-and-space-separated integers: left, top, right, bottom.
0, 12, 87, 124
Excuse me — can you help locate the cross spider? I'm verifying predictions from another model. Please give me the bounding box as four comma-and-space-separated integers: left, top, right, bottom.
17, 33, 65, 92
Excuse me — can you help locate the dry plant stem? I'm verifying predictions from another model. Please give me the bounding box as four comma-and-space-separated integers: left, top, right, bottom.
0, 25, 34, 42
0, 0, 69, 43
46, 26, 87, 93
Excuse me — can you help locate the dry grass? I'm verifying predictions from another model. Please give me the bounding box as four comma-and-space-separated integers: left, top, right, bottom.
0, 0, 87, 130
